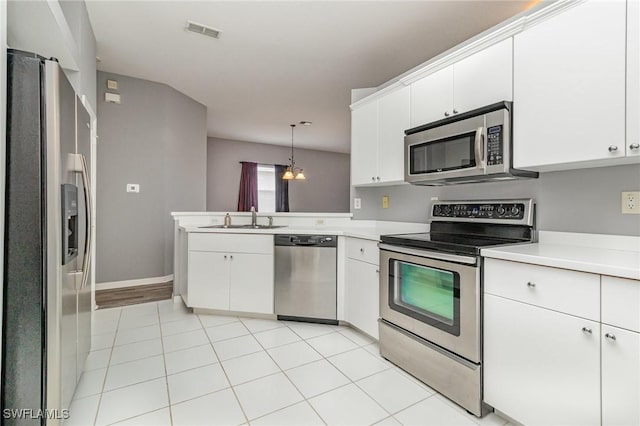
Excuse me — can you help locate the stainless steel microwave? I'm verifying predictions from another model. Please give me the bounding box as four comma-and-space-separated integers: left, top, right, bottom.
404, 102, 538, 185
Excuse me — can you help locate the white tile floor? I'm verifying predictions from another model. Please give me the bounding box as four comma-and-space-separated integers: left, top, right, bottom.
66, 299, 510, 426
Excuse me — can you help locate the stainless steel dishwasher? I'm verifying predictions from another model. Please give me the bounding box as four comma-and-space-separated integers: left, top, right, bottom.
274, 235, 338, 324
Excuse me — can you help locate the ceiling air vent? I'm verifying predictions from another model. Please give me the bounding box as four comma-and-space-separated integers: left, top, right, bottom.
186, 20, 221, 39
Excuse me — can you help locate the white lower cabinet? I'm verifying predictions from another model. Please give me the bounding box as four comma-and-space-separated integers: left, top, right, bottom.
484, 294, 601, 425
345, 237, 380, 339
188, 251, 230, 310
187, 234, 274, 314
485, 259, 640, 426
228, 253, 273, 314
602, 325, 640, 426
346, 258, 379, 339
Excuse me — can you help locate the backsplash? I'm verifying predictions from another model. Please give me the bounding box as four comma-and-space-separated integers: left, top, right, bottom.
352, 164, 640, 237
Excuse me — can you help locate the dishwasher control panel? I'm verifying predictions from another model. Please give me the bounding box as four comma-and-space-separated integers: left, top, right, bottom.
274, 235, 337, 247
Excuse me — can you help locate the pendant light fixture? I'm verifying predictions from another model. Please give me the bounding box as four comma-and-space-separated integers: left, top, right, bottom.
282, 122, 308, 180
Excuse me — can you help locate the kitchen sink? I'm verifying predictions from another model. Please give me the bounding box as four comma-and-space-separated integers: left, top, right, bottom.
199, 224, 286, 229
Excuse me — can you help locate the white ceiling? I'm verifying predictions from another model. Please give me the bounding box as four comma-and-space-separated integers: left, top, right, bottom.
86, 1, 533, 153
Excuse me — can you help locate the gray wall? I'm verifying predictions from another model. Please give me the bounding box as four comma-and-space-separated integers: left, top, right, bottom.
353, 164, 640, 236
58, 0, 97, 112
207, 137, 350, 213
96, 71, 206, 283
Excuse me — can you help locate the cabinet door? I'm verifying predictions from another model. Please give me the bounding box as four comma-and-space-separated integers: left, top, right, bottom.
229, 253, 274, 314
453, 38, 512, 114
377, 86, 410, 183
187, 251, 229, 310
602, 325, 640, 426
351, 101, 379, 185
628, 0, 640, 157
346, 258, 379, 339
484, 294, 600, 425
513, 0, 626, 169
410, 66, 454, 127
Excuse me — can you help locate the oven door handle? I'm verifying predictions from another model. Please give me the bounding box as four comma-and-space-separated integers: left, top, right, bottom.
378, 244, 477, 265
474, 127, 485, 169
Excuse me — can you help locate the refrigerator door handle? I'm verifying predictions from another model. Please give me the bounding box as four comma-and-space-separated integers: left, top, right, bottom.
72, 153, 92, 289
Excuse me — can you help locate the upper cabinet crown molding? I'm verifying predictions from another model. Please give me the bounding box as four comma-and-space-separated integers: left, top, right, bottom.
352, 0, 585, 109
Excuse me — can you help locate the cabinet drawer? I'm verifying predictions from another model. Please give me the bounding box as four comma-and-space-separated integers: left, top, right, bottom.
346, 238, 379, 265
188, 233, 273, 254
602, 276, 640, 332
484, 259, 600, 321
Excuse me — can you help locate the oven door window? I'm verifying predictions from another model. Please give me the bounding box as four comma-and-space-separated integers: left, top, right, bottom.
410, 131, 476, 174
389, 260, 460, 336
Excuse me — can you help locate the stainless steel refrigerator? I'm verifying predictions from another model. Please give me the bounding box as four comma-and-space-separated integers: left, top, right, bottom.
3, 49, 93, 425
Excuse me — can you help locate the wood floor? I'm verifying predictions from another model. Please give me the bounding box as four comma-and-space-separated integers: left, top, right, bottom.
96, 281, 173, 309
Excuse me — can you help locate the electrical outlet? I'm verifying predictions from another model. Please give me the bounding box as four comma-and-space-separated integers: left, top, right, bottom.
382, 196, 389, 209
126, 183, 140, 193
354, 198, 361, 209
621, 191, 640, 214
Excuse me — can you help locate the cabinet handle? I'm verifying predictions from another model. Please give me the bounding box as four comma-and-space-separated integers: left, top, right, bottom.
444, 111, 450, 117
224, 255, 227, 260
376, 176, 380, 181
453, 109, 459, 114
230, 255, 233, 260
526, 281, 536, 288
582, 327, 592, 335
630, 143, 640, 150
360, 248, 364, 253
375, 269, 379, 273
371, 177, 375, 182
605, 333, 616, 341
608, 145, 618, 152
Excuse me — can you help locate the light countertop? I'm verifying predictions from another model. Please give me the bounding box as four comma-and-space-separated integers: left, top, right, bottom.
180, 222, 429, 242
482, 243, 640, 280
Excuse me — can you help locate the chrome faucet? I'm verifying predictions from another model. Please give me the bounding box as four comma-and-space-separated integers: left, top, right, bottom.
251, 206, 257, 227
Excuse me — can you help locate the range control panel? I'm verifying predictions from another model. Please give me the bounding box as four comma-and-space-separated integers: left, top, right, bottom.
486, 125, 504, 166
432, 202, 526, 220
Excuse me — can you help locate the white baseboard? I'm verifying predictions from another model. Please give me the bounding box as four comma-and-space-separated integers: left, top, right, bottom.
96, 274, 174, 290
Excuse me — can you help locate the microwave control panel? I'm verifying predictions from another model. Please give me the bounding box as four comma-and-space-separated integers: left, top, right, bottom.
486, 125, 503, 166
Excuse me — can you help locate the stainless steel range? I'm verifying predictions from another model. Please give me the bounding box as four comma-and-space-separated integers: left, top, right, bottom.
378, 199, 535, 417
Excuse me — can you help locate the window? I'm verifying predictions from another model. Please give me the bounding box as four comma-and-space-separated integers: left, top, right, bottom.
257, 165, 276, 213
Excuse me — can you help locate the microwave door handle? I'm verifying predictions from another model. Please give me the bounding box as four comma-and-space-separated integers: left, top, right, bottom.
474, 127, 485, 168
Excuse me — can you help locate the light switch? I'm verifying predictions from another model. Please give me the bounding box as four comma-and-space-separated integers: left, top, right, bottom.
354, 198, 361, 209
107, 79, 118, 90
126, 184, 140, 193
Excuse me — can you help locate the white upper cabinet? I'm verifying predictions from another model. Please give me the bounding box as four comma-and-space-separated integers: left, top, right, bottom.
351, 100, 379, 186
410, 66, 454, 127
410, 38, 513, 127
377, 86, 410, 183
513, 0, 627, 169
453, 38, 513, 115
351, 86, 409, 186
628, 0, 640, 157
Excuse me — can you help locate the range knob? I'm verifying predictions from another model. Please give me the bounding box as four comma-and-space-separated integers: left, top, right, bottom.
497, 206, 506, 216
511, 206, 520, 215
443, 206, 452, 216
434, 205, 442, 215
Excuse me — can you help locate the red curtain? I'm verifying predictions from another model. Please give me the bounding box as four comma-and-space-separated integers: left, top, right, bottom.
237, 162, 258, 212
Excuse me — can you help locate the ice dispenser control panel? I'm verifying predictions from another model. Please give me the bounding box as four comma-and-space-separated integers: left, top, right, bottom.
61, 184, 79, 265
